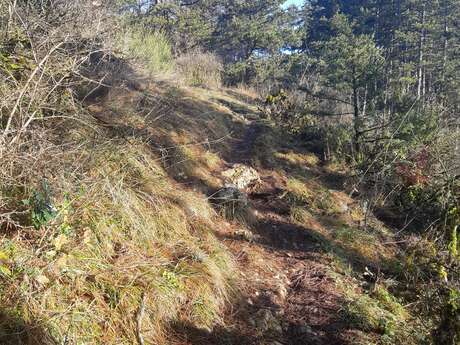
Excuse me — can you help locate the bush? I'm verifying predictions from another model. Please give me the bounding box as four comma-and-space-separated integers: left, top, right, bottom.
176, 50, 222, 88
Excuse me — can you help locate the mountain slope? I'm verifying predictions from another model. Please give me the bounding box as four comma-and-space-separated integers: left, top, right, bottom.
1, 69, 427, 345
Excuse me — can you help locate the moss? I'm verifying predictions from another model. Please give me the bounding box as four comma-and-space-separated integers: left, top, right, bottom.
345, 293, 395, 332
338, 276, 425, 345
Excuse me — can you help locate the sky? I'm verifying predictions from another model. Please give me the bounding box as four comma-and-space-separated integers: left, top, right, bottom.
283, 0, 303, 7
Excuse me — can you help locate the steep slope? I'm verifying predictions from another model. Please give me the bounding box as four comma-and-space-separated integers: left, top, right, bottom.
1, 76, 241, 344
1, 69, 428, 344
170, 87, 429, 345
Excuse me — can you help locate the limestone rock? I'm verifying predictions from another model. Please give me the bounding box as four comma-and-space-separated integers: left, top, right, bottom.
253, 309, 283, 335
235, 228, 256, 241
222, 164, 260, 189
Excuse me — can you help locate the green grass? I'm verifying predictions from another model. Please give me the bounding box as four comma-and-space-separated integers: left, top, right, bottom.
286, 177, 314, 204
325, 265, 418, 344
120, 28, 174, 74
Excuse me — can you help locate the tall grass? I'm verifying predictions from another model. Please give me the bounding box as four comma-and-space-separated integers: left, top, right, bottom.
118, 29, 222, 87
120, 28, 174, 74
176, 50, 223, 88
1, 5, 236, 343
0, 137, 235, 344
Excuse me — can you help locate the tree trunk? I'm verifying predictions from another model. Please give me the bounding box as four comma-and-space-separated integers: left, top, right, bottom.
362, 84, 368, 118
417, 2, 426, 101
441, 0, 449, 98
352, 76, 361, 155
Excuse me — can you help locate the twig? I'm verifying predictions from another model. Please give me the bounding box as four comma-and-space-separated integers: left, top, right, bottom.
2, 40, 66, 141
136, 292, 146, 345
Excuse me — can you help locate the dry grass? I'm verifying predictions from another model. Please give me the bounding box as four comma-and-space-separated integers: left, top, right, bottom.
286, 177, 315, 203
274, 151, 320, 167
176, 51, 223, 88
1, 133, 236, 344
118, 28, 175, 75
0, 4, 433, 342
286, 177, 347, 215
0, 24, 242, 341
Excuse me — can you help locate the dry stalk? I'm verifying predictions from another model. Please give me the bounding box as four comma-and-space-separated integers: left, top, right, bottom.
2, 40, 66, 142
136, 292, 147, 345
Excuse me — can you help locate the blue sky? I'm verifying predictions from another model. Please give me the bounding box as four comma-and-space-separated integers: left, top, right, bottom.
283, 0, 303, 7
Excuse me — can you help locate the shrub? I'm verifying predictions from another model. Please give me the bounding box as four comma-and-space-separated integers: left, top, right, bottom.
176, 50, 222, 88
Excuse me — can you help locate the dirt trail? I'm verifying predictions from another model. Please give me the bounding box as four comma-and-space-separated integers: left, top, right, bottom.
202, 121, 352, 345
229, 122, 264, 164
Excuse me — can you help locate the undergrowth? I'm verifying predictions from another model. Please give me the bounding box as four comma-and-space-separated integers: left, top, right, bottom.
251, 124, 433, 344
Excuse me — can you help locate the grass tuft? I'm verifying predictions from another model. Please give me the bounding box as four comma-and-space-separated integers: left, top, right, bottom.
0, 137, 235, 344
176, 51, 223, 88
119, 27, 174, 74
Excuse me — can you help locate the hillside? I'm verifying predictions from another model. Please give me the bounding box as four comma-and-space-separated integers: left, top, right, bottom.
1, 1, 459, 343
1, 65, 430, 344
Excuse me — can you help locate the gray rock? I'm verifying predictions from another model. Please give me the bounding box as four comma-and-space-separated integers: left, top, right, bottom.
253, 309, 283, 335
213, 186, 248, 217
298, 325, 313, 334
276, 283, 288, 301
296, 324, 318, 336
235, 228, 256, 241
337, 201, 349, 213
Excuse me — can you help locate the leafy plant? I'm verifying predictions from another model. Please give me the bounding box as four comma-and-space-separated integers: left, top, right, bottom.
160, 269, 183, 291
448, 225, 459, 259
23, 181, 57, 229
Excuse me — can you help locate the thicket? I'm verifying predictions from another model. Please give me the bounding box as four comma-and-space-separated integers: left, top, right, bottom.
289, 3, 459, 343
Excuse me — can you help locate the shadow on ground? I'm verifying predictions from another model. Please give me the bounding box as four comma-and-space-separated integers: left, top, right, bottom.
169, 320, 256, 345
85, 77, 387, 345
0, 312, 57, 345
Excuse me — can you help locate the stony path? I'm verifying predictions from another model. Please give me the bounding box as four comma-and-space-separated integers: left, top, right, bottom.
187, 121, 353, 345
